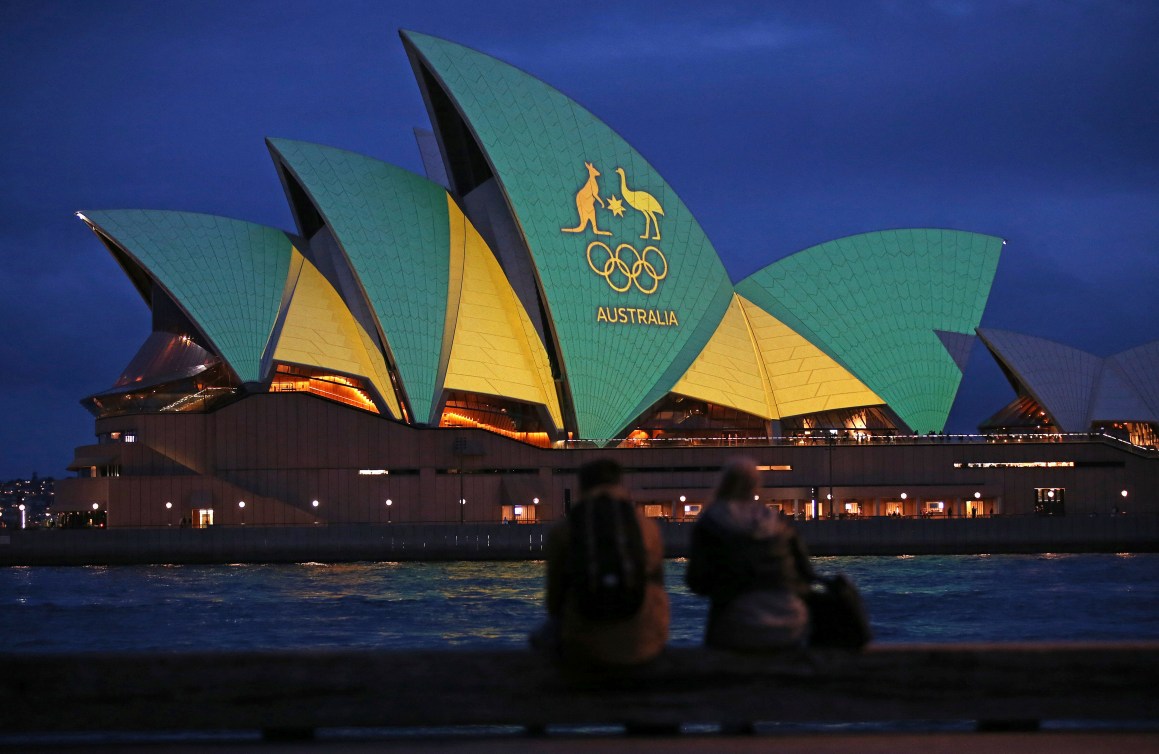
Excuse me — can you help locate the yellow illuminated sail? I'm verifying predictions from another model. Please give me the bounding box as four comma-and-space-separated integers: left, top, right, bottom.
442, 198, 562, 429
273, 249, 402, 418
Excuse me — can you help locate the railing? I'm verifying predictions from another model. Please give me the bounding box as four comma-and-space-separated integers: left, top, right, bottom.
558, 431, 1158, 454
1, 643, 1155, 741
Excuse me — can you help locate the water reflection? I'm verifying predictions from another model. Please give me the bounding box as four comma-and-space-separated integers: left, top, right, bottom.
1, 554, 1156, 653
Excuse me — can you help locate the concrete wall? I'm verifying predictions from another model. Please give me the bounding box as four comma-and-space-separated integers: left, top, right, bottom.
59, 393, 1159, 528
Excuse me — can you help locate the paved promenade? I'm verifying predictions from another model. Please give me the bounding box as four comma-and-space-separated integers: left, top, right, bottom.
8, 731, 1158, 753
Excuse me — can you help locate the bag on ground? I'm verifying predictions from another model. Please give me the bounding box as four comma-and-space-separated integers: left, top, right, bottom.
806, 574, 872, 648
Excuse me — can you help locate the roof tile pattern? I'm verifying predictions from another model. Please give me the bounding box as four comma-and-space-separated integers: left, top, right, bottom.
1110, 341, 1159, 419
268, 139, 450, 424
274, 249, 402, 419
737, 230, 1002, 433
670, 295, 773, 419
81, 210, 292, 384
977, 328, 1103, 431
980, 328, 1159, 430
443, 197, 563, 428
738, 296, 883, 418
404, 31, 734, 440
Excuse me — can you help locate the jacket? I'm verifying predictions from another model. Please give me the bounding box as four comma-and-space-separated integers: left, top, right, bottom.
686, 500, 813, 650
545, 493, 668, 665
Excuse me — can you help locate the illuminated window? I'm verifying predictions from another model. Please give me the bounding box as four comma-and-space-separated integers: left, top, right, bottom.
1034, 488, 1065, 516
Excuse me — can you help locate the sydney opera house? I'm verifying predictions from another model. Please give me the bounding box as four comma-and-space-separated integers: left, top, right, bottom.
58, 32, 1157, 528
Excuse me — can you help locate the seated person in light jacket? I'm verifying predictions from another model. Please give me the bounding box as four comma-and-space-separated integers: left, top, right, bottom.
686, 457, 815, 650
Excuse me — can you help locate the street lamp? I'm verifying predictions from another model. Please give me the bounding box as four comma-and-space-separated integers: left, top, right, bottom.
827, 429, 837, 517
165, 501, 173, 527
18, 504, 25, 530
460, 498, 466, 524
386, 498, 393, 523
238, 500, 246, 525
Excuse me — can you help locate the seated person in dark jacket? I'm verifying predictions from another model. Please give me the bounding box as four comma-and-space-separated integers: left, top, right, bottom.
686, 457, 815, 650
534, 459, 669, 665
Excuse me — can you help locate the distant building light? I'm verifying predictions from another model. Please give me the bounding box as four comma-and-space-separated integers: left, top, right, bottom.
513, 506, 523, 516
358, 469, 390, 475
900, 493, 908, 500
1121, 490, 1129, 498
312, 499, 320, 508
238, 501, 246, 508
756, 465, 792, 471
954, 461, 1074, 469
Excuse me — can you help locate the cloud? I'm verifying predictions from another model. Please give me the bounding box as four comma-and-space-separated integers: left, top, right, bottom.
497, 14, 832, 67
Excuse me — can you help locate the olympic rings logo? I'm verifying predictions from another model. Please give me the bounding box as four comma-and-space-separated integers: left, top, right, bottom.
586, 242, 668, 294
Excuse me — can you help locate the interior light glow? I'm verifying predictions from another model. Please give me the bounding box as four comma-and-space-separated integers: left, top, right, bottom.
359, 469, 389, 475
955, 461, 1074, 469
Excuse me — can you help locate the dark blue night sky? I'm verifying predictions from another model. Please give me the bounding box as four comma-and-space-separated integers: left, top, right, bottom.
2, 1, 1157, 479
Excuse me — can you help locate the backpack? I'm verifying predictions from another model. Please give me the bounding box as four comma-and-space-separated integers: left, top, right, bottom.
567, 493, 649, 621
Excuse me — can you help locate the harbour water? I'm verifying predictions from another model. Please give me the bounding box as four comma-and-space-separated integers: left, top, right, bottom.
3, 553, 1158, 652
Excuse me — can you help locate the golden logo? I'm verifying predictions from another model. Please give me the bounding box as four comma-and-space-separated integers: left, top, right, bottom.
561, 161, 611, 237
613, 167, 664, 241
586, 242, 667, 294
563, 162, 669, 295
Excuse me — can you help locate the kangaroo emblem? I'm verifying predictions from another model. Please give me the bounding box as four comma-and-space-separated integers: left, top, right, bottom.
561, 161, 612, 236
